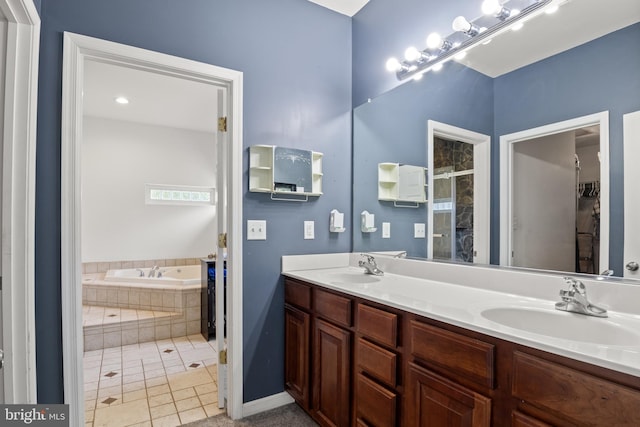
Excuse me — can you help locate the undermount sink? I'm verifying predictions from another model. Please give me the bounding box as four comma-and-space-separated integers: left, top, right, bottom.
481, 307, 640, 346
328, 271, 383, 286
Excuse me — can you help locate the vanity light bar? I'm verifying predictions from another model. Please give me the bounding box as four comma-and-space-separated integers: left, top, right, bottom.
390, 0, 555, 81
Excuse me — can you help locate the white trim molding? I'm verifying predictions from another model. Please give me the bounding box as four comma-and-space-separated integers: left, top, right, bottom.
242, 392, 295, 418
61, 32, 244, 424
427, 120, 491, 264
0, 0, 40, 403
499, 111, 610, 272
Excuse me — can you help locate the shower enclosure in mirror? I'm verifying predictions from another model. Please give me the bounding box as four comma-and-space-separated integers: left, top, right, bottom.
432, 137, 475, 263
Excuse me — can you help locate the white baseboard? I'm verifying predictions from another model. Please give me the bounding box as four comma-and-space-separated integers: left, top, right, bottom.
242, 391, 295, 418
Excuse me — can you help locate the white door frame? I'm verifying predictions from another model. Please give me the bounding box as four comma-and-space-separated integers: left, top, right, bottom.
499, 111, 610, 272
61, 33, 244, 424
0, 0, 39, 403
623, 110, 640, 279
427, 120, 491, 264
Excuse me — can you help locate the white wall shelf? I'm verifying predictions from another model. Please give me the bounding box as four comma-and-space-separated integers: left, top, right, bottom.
249, 145, 323, 198
378, 163, 427, 204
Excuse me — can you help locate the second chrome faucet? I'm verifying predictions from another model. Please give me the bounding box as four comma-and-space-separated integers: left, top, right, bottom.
555, 277, 607, 318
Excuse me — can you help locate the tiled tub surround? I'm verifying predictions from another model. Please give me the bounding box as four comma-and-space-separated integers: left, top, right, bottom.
82, 266, 202, 351
83, 257, 204, 274
282, 253, 640, 378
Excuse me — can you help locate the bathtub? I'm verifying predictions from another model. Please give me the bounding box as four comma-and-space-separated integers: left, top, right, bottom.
103, 265, 201, 285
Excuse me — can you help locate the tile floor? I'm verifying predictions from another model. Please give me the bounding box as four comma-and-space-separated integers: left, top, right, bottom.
84, 334, 223, 427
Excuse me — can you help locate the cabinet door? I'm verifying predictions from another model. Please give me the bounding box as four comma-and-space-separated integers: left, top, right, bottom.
406, 362, 491, 427
285, 304, 310, 409
313, 318, 352, 427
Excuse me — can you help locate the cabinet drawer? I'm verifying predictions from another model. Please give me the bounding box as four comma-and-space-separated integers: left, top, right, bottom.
409, 320, 495, 389
357, 338, 397, 387
314, 288, 352, 327
284, 280, 311, 310
356, 373, 397, 427
512, 351, 640, 426
357, 304, 398, 347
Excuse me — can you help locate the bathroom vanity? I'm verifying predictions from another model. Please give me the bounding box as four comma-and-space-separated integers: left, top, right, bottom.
282, 254, 640, 427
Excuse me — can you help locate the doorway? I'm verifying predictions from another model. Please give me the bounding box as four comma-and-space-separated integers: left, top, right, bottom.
500, 112, 610, 274
432, 137, 476, 262
427, 120, 491, 264
61, 33, 244, 424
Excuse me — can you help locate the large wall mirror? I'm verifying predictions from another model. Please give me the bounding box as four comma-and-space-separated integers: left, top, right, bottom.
352, 0, 640, 279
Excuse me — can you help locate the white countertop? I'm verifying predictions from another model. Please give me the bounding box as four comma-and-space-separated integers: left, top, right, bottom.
282, 253, 640, 378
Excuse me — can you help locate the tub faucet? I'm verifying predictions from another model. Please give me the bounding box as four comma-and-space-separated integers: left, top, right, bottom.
135, 268, 145, 277
555, 277, 607, 318
148, 265, 160, 277
359, 254, 384, 276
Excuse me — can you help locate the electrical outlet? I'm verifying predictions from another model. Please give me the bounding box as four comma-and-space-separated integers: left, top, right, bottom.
304, 221, 315, 240
414, 223, 426, 238
382, 222, 391, 238
247, 220, 267, 240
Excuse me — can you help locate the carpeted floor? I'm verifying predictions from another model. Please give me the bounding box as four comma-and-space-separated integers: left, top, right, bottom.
182, 403, 318, 426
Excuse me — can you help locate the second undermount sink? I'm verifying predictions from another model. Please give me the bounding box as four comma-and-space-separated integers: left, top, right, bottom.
481, 307, 640, 346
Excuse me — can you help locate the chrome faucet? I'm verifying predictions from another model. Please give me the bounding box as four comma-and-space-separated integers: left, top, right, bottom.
555, 277, 607, 318
394, 251, 407, 259
359, 254, 384, 276
148, 265, 160, 277
135, 268, 145, 277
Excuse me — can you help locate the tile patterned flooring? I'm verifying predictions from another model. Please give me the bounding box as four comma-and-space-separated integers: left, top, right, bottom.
84, 334, 223, 426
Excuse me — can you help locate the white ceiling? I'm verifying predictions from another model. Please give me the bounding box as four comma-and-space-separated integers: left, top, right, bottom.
83, 60, 219, 133
307, 0, 369, 16
459, 0, 640, 77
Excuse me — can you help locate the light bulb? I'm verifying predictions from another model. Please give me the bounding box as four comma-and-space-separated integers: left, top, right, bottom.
385, 57, 401, 72
426, 33, 443, 50
452, 16, 479, 36
452, 16, 472, 33
413, 73, 423, 81
432, 63, 443, 72
115, 96, 129, 105
404, 46, 422, 62
481, 0, 501, 16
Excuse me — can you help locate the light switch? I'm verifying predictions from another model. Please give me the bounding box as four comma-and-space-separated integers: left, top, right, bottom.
414, 223, 426, 238
382, 222, 391, 239
247, 220, 267, 240
304, 221, 315, 240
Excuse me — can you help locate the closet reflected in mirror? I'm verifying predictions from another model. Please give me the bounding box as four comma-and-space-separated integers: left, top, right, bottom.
501, 112, 608, 275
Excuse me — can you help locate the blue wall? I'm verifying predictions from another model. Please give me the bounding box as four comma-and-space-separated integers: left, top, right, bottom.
35, 0, 352, 403
353, 63, 493, 256
493, 23, 640, 272
352, 0, 481, 106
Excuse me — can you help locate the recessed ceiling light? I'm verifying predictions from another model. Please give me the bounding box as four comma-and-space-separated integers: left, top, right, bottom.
115, 96, 129, 105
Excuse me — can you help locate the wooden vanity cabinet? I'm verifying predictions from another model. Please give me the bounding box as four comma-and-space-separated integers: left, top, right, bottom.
284, 280, 312, 410
285, 279, 353, 427
405, 318, 494, 426
284, 277, 640, 427
355, 304, 402, 427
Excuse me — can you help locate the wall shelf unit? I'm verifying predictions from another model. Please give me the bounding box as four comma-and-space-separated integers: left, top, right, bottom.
249, 145, 323, 199
378, 163, 427, 206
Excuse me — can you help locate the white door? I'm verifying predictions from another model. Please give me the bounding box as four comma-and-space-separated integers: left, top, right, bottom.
623, 110, 640, 279
512, 131, 576, 271
215, 88, 228, 409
